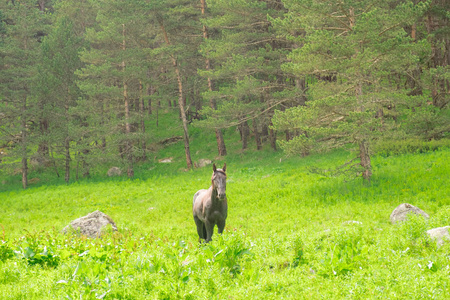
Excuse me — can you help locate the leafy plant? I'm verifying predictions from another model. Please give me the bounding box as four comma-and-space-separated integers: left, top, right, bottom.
291, 237, 307, 268
314, 228, 370, 276
14, 245, 60, 268
202, 232, 254, 276
0, 240, 14, 262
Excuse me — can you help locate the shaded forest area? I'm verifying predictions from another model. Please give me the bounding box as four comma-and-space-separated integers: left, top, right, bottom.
0, 0, 449, 188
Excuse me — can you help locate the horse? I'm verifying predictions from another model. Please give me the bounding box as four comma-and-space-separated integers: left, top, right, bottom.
193, 163, 227, 243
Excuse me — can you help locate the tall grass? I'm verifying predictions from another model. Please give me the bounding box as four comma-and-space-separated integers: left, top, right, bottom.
1, 145, 449, 298
1, 110, 449, 298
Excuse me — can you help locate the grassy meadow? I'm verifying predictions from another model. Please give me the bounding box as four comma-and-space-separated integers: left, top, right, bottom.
1, 113, 450, 299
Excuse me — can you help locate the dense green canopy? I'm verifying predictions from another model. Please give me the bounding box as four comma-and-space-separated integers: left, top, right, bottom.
0, 0, 448, 186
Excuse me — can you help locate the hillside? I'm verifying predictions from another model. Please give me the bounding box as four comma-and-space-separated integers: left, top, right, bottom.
0, 115, 449, 298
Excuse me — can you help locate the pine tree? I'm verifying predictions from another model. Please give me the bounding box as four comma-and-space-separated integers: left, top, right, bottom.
156, 13, 194, 169
36, 17, 83, 183
77, 0, 150, 177
196, 0, 288, 151
51, 0, 99, 178
272, 0, 431, 180
199, 0, 227, 156
0, 0, 49, 188
148, 0, 207, 169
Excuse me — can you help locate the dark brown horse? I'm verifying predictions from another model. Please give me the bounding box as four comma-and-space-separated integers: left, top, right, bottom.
193, 163, 227, 242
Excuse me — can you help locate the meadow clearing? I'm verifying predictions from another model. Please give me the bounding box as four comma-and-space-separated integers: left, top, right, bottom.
1, 141, 449, 299
1, 0, 449, 297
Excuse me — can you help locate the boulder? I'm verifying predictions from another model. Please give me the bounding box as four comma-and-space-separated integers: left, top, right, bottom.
63, 210, 117, 238
390, 203, 429, 224
196, 159, 212, 168
158, 157, 173, 163
427, 226, 450, 246
107, 167, 121, 177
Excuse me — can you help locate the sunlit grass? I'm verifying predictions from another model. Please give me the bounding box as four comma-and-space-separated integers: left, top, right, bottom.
1, 145, 449, 298
1, 110, 449, 298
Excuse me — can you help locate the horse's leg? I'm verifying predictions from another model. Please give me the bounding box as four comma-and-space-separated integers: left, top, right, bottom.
205, 221, 215, 243
194, 216, 205, 242
202, 223, 207, 240
217, 220, 226, 235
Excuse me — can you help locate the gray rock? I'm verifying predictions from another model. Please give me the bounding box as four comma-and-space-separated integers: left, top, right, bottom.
107, 167, 121, 177
390, 203, 429, 224
196, 159, 212, 168
427, 226, 450, 246
158, 158, 173, 163
63, 210, 117, 238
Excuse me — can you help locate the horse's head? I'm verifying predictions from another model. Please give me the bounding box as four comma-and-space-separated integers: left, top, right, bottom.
212, 163, 227, 200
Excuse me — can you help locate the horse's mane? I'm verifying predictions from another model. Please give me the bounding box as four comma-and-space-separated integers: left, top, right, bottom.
214, 169, 227, 176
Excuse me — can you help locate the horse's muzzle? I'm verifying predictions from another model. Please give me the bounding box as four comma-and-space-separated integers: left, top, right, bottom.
218, 193, 226, 200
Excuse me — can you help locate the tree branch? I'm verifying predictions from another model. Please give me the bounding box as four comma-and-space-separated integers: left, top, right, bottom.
379, 22, 402, 36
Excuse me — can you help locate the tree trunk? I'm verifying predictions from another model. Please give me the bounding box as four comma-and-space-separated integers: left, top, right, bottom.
147, 86, 152, 115
175, 70, 193, 169
38, 0, 46, 12
38, 118, 49, 158
156, 103, 159, 127
22, 157, 28, 189
100, 99, 106, 151
295, 78, 307, 106
64, 93, 71, 183
21, 98, 28, 189
157, 14, 193, 169
76, 155, 79, 181
81, 147, 90, 178
215, 129, 227, 156
50, 146, 60, 178
269, 121, 277, 151
139, 80, 147, 160
253, 119, 262, 150
261, 123, 269, 142
200, 0, 227, 156
240, 120, 250, 150
285, 130, 291, 141
64, 136, 70, 183
359, 140, 372, 181
147, 81, 154, 115
122, 24, 134, 177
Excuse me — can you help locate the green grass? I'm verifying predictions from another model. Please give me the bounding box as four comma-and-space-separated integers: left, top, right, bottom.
1, 147, 449, 298
1, 111, 450, 299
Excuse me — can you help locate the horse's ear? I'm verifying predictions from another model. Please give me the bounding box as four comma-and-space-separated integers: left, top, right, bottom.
222, 163, 226, 172
213, 163, 217, 172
